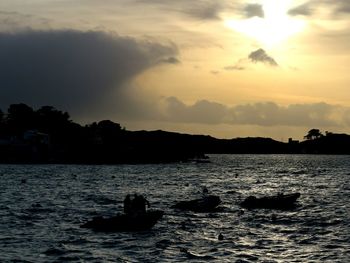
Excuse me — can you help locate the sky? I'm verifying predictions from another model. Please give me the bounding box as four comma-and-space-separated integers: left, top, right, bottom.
0, 0, 350, 140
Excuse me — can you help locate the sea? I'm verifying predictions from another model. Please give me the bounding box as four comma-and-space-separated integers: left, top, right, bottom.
0, 154, 349, 262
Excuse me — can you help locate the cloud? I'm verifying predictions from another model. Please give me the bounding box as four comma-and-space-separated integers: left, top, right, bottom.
248, 48, 278, 67
134, 0, 234, 21
185, 2, 223, 20
163, 97, 228, 124
159, 56, 181, 64
288, 3, 313, 16
224, 65, 245, 71
287, 1, 350, 54
231, 102, 337, 126
160, 98, 345, 127
243, 4, 264, 18
0, 10, 51, 30
288, 1, 350, 17
334, 2, 350, 14
344, 109, 350, 126
0, 29, 178, 118
222, 50, 278, 73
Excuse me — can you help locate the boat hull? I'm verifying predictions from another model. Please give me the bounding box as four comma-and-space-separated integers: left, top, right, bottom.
172, 195, 221, 212
241, 193, 301, 210
81, 210, 164, 232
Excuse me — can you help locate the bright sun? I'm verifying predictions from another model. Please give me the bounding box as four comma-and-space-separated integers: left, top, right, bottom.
225, 1, 306, 47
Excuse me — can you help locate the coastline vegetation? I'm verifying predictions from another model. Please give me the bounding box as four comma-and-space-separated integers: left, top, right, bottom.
1, 103, 350, 164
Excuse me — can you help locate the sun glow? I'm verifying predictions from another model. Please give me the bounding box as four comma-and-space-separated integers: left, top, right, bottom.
225, 1, 306, 47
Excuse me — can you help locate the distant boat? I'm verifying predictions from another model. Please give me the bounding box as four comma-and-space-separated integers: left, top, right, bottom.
240, 193, 301, 210
188, 155, 210, 164
80, 210, 164, 232
192, 159, 211, 164
172, 195, 221, 212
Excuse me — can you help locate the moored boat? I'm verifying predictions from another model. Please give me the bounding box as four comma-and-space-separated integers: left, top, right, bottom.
80, 210, 164, 232
240, 193, 301, 209
172, 195, 221, 212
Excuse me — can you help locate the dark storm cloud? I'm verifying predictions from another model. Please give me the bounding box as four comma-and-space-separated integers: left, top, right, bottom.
243, 4, 264, 18
0, 29, 178, 117
248, 49, 278, 67
162, 99, 341, 127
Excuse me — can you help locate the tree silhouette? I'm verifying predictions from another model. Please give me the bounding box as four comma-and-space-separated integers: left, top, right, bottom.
304, 129, 323, 140
0, 109, 4, 136
97, 120, 121, 133
36, 106, 71, 133
0, 108, 3, 123
93, 120, 122, 144
7, 103, 36, 134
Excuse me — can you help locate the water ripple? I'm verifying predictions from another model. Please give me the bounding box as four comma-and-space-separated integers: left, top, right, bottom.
0, 155, 349, 262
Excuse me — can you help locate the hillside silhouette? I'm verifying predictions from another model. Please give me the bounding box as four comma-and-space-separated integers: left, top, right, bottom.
1, 104, 350, 164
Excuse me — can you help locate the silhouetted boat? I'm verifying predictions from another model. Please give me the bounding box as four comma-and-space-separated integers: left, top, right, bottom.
80, 210, 164, 232
172, 195, 221, 212
240, 193, 301, 209
189, 157, 211, 164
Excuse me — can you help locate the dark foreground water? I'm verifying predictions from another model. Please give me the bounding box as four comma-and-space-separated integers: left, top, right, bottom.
0, 155, 349, 262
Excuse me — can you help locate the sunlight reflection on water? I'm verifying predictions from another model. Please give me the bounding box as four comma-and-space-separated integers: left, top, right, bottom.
0, 155, 349, 262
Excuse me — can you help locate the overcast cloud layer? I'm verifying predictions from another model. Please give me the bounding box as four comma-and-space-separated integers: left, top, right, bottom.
161, 98, 348, 127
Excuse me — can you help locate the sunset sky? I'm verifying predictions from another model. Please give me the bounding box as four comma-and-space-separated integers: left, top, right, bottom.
1, 0, 350, 140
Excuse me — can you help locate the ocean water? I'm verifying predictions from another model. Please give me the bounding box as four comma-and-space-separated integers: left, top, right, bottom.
0, 154, 349, 262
